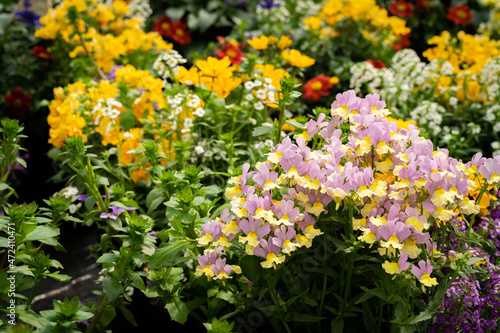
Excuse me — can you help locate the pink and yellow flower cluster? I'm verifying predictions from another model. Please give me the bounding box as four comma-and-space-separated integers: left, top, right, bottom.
195, 90, 500, 287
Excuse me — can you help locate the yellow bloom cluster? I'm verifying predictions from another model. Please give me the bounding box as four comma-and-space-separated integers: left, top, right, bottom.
175, 56, 241, 99
422, 31, 500, 103
35, 0, 172, 72
47, 64, 197, 181
423, 31, 500, 76
303, 0, 410, 47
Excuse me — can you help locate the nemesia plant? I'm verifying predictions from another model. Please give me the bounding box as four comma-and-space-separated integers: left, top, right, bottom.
194, 90, 500, 331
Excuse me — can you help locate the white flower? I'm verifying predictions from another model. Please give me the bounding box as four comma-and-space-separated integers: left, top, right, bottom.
187, 99, 200, 108
492, 141, 500, 150
254, 101, 264, 110
195, 145, 205, 154
449, 97, 458, 106
245, 94, 255, 101
124, 131, 134, 138
69, 203, 82, 214
244, 81, 255, 90
193, 107, 206, 117
256, 89, 267, 100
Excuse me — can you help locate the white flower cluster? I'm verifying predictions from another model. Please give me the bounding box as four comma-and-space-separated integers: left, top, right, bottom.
242, 77, 276, 111
153, 50, 187, 80
165, 93, 205, 134
92, 98, 124, 135
409, 101, 445, 136
350, 49, 429, 112
480, 57, 500, 102
55, 186, 82, 214
126, 0, 152, 26
256, 1, 290, 23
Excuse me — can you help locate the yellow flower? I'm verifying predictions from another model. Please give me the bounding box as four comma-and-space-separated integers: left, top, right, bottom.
281, 49, 315, 68
277, 35, 292, 49
196, 56, 236, 78
175, 66, 200, 85
303, 16, 322, 30
247, 35, 270, 50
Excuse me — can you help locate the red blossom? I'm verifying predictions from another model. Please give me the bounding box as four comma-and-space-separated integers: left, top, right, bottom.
388, 0, 414, 17
31, 45, 55, 61
169, 18, 191, 45
366, 59, 387, 69
215, 40, 245, 65
5, 87, 31, 116
302, 74, 333, 102
153, 15, 174, 37
393, 33, 411, 51
447, 4, 473, 26
416, 0, 432, 12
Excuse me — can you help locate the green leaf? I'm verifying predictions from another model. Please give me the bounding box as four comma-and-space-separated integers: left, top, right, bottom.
99, 305, 117, 327
96, 177, 109, 186
165, 7, 186, 21
408, 309, 433, 325
85, 196, 97, 210
127, 270, 146, 291
103, 279, 124, 301
45, 272, 71, 282
119, 306, 137, 327
239, 255, 262, 283
165, 296, 189, 324
331, 318, 344, 333
148, 240, 190, 269
197, 9, 218, 32
120, 110, 136, 131
146, 188, 164, 208
97, 253, 119, 263
291, 314, 325, 322
21, 226, 60, 243
200, 185, 222, 196
252, 126, 277, 137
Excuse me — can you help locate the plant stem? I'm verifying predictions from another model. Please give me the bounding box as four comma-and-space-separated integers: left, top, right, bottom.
26, 277, 41, 309
85, 294, 108, 333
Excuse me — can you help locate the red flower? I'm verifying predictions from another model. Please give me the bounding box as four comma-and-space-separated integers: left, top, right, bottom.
5, 87, 31, 115
447, 4, 473, 26
215, 39, 245, 65
388, 0, 414, 17
169, 18, 191, 45
31, 45, 55, 61
302, 74, 333, 102
393, 33, 411, 51
153, 15, 174, 37
366, 59, 386, 69
416, 0, 432, 12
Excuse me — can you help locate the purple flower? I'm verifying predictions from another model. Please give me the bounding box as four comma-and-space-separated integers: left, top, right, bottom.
15, 10, 40, 26
258, 0, 282, 9
100, 205, 137, 219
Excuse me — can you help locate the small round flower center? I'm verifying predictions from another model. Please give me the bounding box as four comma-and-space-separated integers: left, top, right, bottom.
311, 81, 323, 91
456, 9, 466, 19
397, 3, 407, 12
13, 99, 22, 108
226, 49, 237, 58
175, 28, 185, 37
161, 22, 171, 31
39, 51, 50, 59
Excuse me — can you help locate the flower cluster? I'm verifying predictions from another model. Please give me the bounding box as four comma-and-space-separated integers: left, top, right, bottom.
195, 90, 500, 288
152, 15, 191, 45
46, 64, 202, 182
350, 38, 500, 157
35, 0, 172, 72
303, 0, 410, 50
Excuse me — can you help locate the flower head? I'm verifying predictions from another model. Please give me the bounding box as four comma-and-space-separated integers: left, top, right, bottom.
5, 87, 31, 115
100, 205, 137, 220
302, 74, 334, 102
447, 5, 473, 26
388, 0, 414, 17
281, 49, 315, 68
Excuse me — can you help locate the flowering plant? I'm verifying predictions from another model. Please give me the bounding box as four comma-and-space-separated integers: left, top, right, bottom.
194, 90, 500, 331
350, 30, 500, 159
